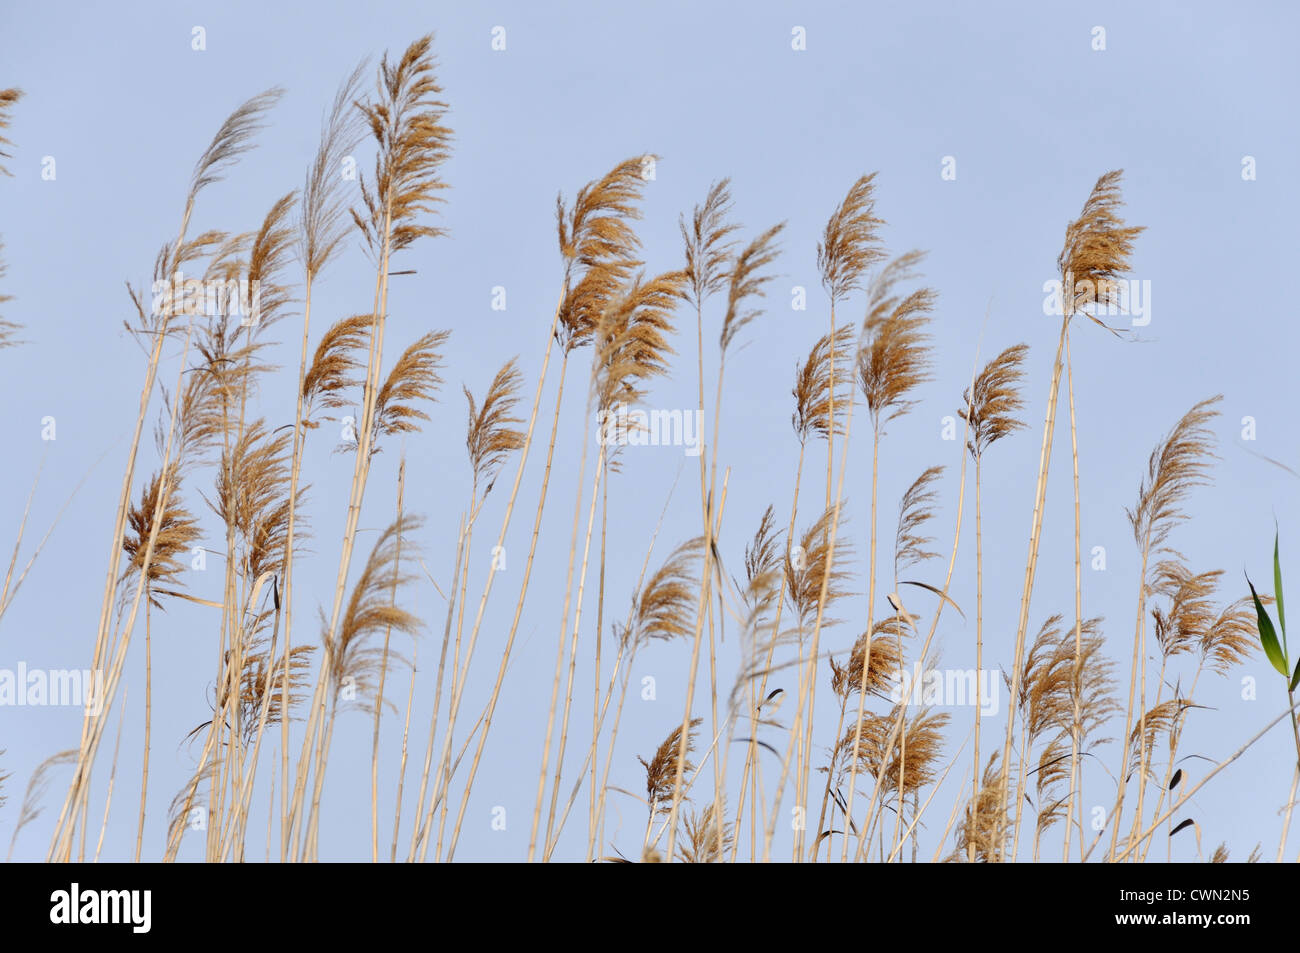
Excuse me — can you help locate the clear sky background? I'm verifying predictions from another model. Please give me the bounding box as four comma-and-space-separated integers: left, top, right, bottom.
1, 0, 1298, 862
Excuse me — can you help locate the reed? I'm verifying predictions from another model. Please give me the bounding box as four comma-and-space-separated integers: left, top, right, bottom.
5, 38, 1282, 868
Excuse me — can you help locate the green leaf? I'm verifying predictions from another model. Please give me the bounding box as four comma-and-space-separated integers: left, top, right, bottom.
1248, 574, 1289, 678
1291, 658, 1300, 693
1276, 529, 1288, 652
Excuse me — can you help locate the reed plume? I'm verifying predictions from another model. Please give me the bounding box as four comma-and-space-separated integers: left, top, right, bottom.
352, 36, 452, 254
275, 62, 367, 860
300, 62, 367, 278
1131, 555, 1257, 861
1004, 170, 1142, 859
719, 225, 785, 356
679, 179, 741, 844
685, 218, 782, 858
837, 706, 948, 798
372, 329, 450, 446
1057, 170, 1146, 331
817, 174, 886, 303
895, 465, 943, 577
537, 266, 687, 856
830, 619, 906, 701
465, 357, 526, 493
324, 515, 423, 706
961, 343, 1029, 459
10, 751, 77, 861
1112, 396, 1221, 858
959, 342, 1028, 855
301, 314, 372, 427
681, 178, 739, 309
0, 88, 21, 177
556, 157, 650, 351
677, 802, 733, 863
816, 174, 886, 681
294, 36, 452, 860
593, 271, 685, 414
741, 506, 782, 616
0, 244, 17, 350
1151, 563, 1222, 661
213, 421, 295, 582
858, 283, 935, 427
235, 646, 316, 746
558, 156, 648, 271
950, 755, 1011, 863
57, 88, 282, 864
1008, 614, 1115, 854
640, 718, 703, 815
784, 503, 854, 627
1127, 397, 1222, 556
451, 158, 654, 863
188, 89, 284, 221
837, 251, 935, 862
792, 325, 855, 444
618, 537, 703, 652
121, 467, 201, 608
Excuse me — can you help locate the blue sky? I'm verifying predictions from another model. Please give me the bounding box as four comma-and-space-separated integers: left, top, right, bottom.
1, 0, 1298, 862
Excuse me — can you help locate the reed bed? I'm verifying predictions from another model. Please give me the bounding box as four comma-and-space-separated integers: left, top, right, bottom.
0, 35, 1290, 864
